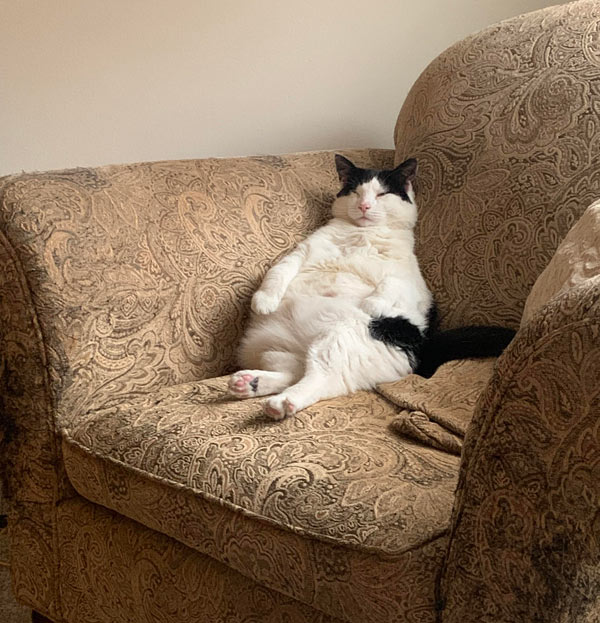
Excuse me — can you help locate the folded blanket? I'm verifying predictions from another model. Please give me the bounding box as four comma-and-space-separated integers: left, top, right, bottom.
377, 358, 497, 455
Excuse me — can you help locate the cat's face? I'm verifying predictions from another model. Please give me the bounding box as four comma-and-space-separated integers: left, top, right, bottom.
331, 155, 418, 230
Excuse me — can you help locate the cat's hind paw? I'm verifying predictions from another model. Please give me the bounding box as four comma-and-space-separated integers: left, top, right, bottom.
228, 372, 259, 399
263, 395, 297, 420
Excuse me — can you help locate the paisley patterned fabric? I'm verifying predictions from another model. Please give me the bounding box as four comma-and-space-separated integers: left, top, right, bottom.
3, 1, 600, 621
0, 229, 70, 622
0, 148, 393, 430
61, 376, 457, 623
521, 198, 600, 324
440, 280, 600, 622
58, 497, 344, 623
0, 149, 396, 620
391, 3, 600, 617
395, 0, 600, 331
8, 503, 60, 620
378, 359, 497, 455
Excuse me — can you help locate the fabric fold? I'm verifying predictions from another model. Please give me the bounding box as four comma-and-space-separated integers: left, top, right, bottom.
377, 358, 497, 455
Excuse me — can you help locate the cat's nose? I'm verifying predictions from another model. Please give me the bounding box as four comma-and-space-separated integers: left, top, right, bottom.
359, 203, 371, 214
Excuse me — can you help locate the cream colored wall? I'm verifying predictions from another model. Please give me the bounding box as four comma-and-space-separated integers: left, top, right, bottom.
1, 0, 561, 176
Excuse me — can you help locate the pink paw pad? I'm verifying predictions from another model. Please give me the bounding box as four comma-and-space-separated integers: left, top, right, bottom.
234, 374, 253, 387
228, 372, 258, 398
264, 405, 282, 418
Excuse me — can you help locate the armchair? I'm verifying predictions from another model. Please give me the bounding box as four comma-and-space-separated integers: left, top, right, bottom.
1, 1, 599, 621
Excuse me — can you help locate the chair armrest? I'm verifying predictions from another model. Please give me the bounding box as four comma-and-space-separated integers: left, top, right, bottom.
0, 229, 67, 620
439, 280, 600, 622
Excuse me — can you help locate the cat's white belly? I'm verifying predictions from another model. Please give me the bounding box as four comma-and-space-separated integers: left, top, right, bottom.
240, 291, 413, 389
285, 269, 374, 299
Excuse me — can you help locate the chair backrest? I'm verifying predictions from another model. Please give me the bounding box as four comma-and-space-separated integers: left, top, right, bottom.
0, 151, 375, 420
394, 0, 600, 329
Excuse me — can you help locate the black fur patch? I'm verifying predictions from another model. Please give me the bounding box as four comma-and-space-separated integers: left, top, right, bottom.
368, 315, 424, 369
368, 302, 516, 378
424, 303, 439, 338
334, 155, 416, 203
379, 168, 412, 203
336, 166, 381, 196
415, 326, 516, 378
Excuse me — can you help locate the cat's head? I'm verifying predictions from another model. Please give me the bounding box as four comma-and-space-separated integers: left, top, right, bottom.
331, 155, 418, 230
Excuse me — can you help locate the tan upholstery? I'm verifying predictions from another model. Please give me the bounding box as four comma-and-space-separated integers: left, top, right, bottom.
2, 2, 600, 622
395, 0, 600, 331
521, 199, 600, 325
441, 281, 600, 622
379, 359, 497, 455
58, 497, 344, 623
61, 377, 456, 623
0, 148, 398, 622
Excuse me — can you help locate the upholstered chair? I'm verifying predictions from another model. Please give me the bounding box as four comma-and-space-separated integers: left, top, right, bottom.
1, 1, 599, 622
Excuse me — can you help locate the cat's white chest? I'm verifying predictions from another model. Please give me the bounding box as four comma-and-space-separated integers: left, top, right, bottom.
340, 233, 382, 257
286, 228, 406, 300
308, 230, 385, 264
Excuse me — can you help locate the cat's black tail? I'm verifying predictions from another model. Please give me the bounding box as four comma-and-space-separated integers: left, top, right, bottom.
368, 303, 516, 379
415, 326, 516, 378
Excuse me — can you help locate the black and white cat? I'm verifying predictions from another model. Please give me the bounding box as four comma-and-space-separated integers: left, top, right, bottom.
228, 155, 514, 419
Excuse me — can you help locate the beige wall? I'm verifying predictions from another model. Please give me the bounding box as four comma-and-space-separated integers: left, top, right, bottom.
1, 0, 562, 176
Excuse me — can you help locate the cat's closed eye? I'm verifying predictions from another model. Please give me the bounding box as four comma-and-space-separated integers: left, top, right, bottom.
377, 192, 387, 198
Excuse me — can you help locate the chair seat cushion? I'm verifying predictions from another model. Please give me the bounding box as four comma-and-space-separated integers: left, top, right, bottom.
60, 376, 460, 623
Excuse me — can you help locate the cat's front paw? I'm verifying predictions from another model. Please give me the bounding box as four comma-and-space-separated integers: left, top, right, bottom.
251, 290, 280, 315
361, 296, 391, 318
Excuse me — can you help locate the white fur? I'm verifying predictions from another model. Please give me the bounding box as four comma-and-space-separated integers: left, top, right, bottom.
228, 178, 432, 419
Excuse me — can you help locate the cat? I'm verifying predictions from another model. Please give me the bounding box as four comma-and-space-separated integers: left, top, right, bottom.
228, 154, 514, 419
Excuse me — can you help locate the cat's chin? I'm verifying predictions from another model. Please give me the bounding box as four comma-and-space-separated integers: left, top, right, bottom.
354, 217, 376, 227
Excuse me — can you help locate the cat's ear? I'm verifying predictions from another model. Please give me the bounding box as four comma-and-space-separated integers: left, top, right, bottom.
334, 154, 356, 185
390, 158, 418, 194
393, 158, 417, 183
